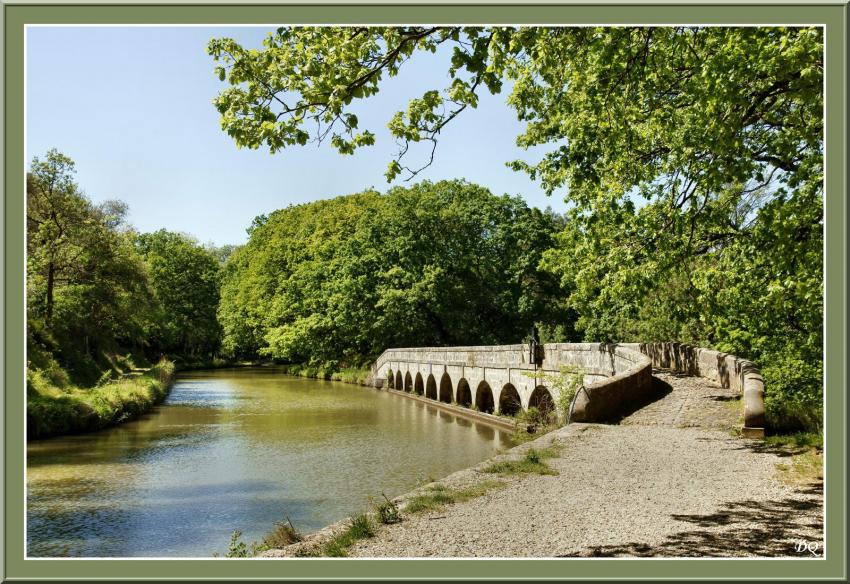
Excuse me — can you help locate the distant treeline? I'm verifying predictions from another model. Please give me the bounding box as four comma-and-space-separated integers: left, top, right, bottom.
27, 150, 822, 434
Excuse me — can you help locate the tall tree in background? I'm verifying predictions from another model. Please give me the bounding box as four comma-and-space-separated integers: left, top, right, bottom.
135, 230, 223, 359
209, 27, 823, 429
27, 151, 224, 386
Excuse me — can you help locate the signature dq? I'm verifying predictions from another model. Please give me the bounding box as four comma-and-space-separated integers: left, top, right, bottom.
795, 540, 821, 556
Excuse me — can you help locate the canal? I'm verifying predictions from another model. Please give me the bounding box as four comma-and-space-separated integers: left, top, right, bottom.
26, 368, 513, 557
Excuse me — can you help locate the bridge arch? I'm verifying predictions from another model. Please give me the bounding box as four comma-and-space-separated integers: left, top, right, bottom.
414, 372, 424, 395
426, 374, 438, 399
439, 373, 453, 403
404, 372, 413, 392
475, 381, 495, 414
499, 383, 521, 416
395, 371, 403, 391
456, 379, 472, 407
529, 385, 555, 417
386, 369, 395, 389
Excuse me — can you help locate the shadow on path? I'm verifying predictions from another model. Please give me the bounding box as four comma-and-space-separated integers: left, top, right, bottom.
608, 377, 673, 423
560, 482, 824, 558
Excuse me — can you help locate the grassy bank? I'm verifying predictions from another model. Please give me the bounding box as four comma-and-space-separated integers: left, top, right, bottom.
27, 359, 176, 439
277, 363, 372, 386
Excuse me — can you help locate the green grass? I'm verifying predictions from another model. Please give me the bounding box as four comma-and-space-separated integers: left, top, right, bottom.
454, 480, 507, 501
765, 431, 823, 450
279, 363, 371, 385
481, 446, 561, 476
306, 514, 375, 557
764, 431, 823, 486
403, 480, 507, 514
776, 448, 823, 485
27, 359, 175, 439
404, 486, 458, 514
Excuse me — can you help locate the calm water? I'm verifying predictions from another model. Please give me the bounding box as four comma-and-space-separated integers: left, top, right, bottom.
26, 368, 513, 557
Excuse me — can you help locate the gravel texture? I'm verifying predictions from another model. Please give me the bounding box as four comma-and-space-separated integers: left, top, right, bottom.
263, 372, 823, 558
620, 369, 743, 430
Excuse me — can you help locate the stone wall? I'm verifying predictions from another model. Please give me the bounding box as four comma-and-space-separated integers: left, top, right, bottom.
564, 344, 655, 423
620, 342, 765, 437
373, 343, 654, 423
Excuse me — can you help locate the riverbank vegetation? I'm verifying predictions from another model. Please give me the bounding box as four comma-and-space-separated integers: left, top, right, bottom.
27, 359, 175, 439
403, 480, 507, 515
26, 150, 223, 438
276, 363, 372, 385
208, 26, 823, 434
482, 445, 562, 476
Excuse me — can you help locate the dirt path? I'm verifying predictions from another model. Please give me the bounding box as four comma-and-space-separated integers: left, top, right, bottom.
266, 371, 823, 558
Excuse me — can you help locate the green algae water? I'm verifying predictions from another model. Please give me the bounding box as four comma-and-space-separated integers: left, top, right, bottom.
26, 368, 513, 557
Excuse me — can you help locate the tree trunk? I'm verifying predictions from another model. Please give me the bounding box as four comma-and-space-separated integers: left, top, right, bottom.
46, 262, 55, 324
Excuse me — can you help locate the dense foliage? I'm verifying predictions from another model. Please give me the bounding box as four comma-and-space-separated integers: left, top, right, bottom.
27, 150, 159, 385
218, 180, 569, 367
27, 150, 222, 412
135, 230, 222, 359
209, 26, 823, 431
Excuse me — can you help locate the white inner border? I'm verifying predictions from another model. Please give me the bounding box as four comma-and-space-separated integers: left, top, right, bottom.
22, 22, 829, 563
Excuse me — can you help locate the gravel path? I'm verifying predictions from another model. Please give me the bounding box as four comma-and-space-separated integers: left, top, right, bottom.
264, 372, 823, 558
620, 369, 743, 430
347, 424, 822, 557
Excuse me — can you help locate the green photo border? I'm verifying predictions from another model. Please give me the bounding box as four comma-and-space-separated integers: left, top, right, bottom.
3, 1, 846, 580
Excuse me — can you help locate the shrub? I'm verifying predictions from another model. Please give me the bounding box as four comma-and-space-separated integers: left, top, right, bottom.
762, 354, 823, 433
262, 518, 302, 548
225, 530, 249, 558
373, 493, 401, 525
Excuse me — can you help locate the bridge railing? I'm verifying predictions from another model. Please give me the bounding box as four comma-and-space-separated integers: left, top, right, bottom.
371, 341, 765, 437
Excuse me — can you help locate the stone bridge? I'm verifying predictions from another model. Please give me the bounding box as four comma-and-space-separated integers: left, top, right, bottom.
370, 342, 765, 436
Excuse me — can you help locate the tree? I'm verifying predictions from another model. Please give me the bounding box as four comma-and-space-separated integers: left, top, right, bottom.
205, 242, 240, 265
208, 27, 820, 185
27, 150, 93, 324
135, 230, 223, 359
217, 180, 566, 366
209, 27, 823, 430
27, 150, 158, 384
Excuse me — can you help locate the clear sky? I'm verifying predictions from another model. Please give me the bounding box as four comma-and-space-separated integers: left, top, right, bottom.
26, 26, 566, 246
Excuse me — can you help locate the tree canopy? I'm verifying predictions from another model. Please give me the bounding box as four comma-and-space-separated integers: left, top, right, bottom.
209, 26, 823, 430
27, 150, 158, 384
217, 180, 569, 367
135, 230, 223, 359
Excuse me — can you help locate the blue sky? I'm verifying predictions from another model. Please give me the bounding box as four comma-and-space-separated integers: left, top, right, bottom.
26, 26, 566, 246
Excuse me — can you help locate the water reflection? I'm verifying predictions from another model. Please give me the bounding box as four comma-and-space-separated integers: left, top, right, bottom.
27, 369, 512, 557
